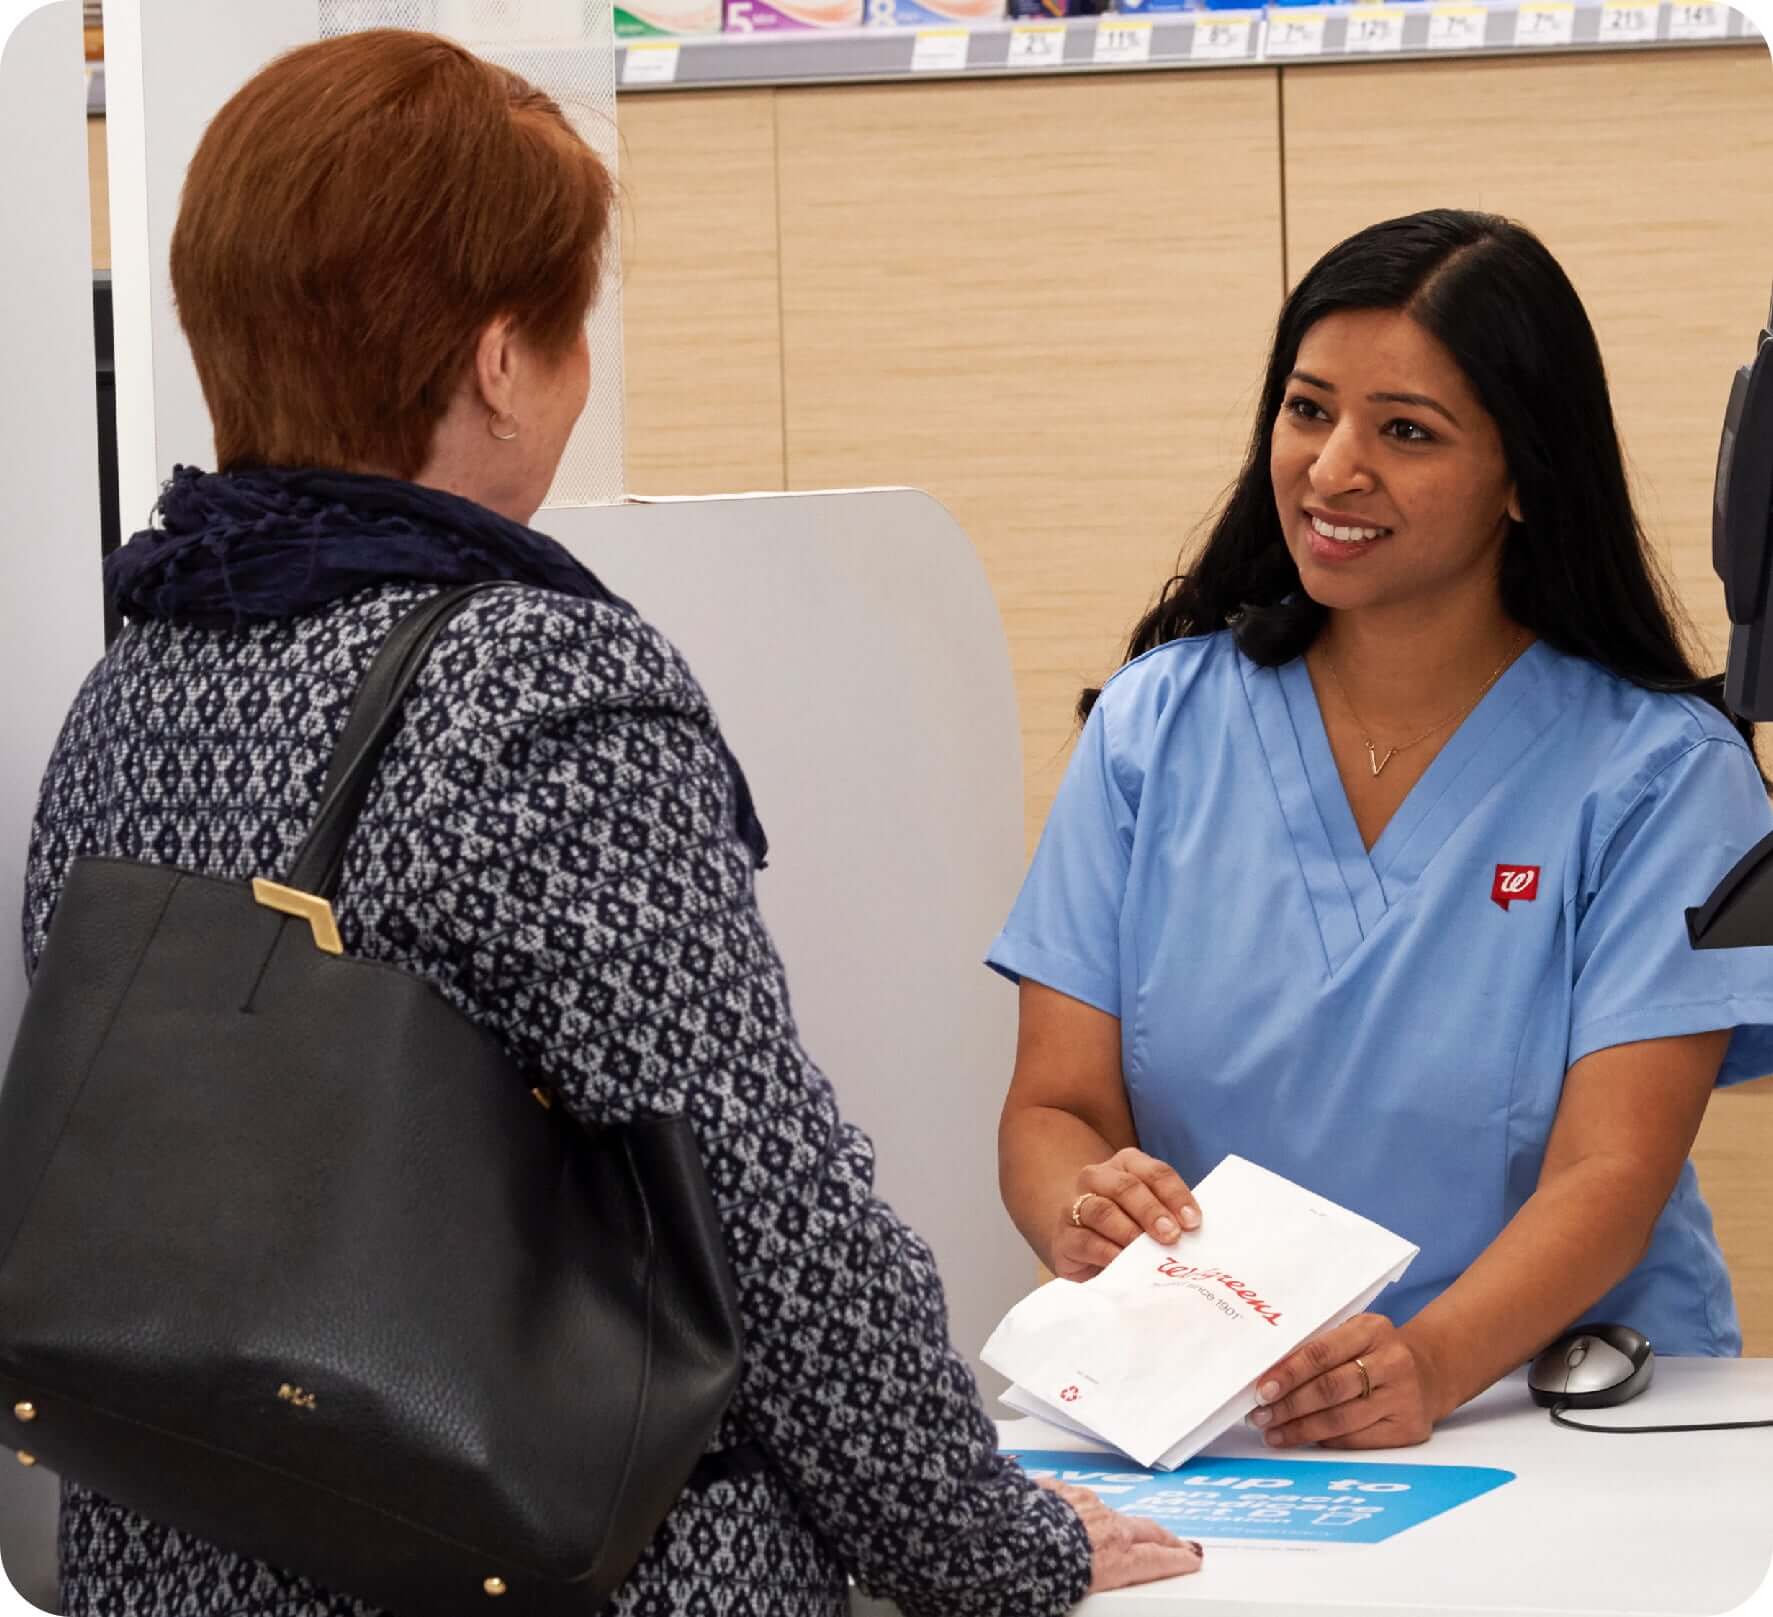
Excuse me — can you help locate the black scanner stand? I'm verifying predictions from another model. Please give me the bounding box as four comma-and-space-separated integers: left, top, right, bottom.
1688, 829, 1773, 951
1693, 285, 1773, 948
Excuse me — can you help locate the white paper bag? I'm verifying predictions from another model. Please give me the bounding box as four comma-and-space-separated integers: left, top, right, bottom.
983, 1156, 1417, 1468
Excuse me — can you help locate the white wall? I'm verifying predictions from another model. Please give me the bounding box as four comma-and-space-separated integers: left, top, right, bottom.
0, 6, 104, 1607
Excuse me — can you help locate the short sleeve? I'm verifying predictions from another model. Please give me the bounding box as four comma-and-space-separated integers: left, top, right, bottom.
987, 694, 1136, 1016
1570, 733, 1773, 1085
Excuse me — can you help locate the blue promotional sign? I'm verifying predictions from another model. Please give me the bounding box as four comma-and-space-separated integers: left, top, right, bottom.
1004, 1448, 1515, 1546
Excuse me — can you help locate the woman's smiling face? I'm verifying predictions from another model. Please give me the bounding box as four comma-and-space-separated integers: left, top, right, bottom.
1270, 307, 1521, 618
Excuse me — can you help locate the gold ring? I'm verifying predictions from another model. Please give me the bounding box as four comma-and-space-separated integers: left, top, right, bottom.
1069, 1193, 1099, 1229
1353, 1357, 1372, 1400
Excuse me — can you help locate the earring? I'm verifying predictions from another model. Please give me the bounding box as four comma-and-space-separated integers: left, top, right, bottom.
488, 412, 519, 442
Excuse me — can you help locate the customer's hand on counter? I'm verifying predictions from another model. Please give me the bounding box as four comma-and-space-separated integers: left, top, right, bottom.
1037, 1478, 1206, 1592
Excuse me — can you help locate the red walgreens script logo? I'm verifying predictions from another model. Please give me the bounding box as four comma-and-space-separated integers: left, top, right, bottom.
1492, 865, 1539, 910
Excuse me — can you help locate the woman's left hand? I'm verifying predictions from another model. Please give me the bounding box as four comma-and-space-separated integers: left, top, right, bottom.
1246, 1315, 1447, 1450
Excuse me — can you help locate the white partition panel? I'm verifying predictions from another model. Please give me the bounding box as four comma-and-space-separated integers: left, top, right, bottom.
544, 490, 1031, 1382
0, 6, 103, 1610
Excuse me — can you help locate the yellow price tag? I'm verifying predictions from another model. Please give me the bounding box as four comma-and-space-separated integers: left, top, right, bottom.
1265, 7, 1331, 56
1008, 21, 1069, 66
1191, 11, 1256, 58
1093, 16, 1154, 63
1667, 0, 1726, 36
620, 42, 681, 84
1599, 0, 1658, 40
1514, 1, 1576, 45
911, 27, 970, 70
1346, 4, 1406, 51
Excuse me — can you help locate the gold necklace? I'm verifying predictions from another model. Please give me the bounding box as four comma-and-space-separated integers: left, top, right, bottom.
1320, 633, 1526, 778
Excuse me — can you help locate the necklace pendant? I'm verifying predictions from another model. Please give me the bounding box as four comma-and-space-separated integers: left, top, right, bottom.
1366, 742, 1396, 778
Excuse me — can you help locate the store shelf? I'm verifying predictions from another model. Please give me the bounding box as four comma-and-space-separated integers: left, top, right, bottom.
81, 0, 1760, 110
611, 0, 1758, 88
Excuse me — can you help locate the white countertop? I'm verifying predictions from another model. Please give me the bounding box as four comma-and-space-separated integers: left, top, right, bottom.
855, 1358, 1773, 1617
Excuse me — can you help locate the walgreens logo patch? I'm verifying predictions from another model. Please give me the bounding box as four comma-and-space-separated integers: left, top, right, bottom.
1491, 865, 1539, 910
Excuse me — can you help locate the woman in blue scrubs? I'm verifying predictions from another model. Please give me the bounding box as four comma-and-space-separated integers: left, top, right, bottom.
993, 209, 1773, 1451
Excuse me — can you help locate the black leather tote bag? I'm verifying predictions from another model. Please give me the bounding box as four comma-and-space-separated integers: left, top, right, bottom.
0, 583, 744, 1616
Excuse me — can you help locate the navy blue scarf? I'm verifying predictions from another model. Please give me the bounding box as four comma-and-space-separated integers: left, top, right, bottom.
105, 465, 767, 867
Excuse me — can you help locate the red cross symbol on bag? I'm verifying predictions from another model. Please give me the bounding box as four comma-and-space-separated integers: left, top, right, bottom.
1492, 865, 1540, 910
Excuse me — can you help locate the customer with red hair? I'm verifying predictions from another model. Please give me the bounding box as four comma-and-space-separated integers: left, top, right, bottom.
26, 28, 1201, 1617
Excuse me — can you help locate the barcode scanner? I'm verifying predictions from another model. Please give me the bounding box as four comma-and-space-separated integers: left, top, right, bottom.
1574, 315, 1773, 1438
1714, 284, 1773, 722
1689, 288, 1773, 955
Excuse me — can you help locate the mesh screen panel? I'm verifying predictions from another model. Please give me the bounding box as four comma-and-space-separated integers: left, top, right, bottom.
319, 0, 624, 506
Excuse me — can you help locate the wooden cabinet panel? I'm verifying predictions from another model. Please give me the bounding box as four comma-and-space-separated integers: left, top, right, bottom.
88, 115, 109, 271
620, 89, 786, 495
1696, 1078, 1773, 1355
775, 72, 1285, 850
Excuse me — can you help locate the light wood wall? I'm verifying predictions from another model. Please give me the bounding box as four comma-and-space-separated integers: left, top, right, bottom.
775, 73, 1282, 835
87, 116, 109, 271
618, 91, 784, 493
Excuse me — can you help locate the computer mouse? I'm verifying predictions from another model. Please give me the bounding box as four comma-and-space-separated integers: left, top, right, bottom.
1528, 1322, 1654, 1409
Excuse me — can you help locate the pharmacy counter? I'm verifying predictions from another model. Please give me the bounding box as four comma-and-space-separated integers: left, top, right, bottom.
852, 1357, 1773, 1616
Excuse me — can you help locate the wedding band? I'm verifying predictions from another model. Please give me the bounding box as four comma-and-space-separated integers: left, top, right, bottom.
1069, 1193, 1099, 1229
1354, 1357, 1373, 1400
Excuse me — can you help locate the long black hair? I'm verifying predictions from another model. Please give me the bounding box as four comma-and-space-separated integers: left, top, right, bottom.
1081, 208, 1753, 755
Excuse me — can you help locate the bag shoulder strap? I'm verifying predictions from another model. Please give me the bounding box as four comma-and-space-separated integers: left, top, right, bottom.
285, 581, 513, 900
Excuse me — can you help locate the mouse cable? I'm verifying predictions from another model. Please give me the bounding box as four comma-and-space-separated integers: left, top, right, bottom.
1550, 1403, 1773, 1434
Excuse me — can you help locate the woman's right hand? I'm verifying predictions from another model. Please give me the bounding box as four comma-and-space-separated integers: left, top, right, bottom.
1038, 1479, 1205, 1592
1052, 1147, 1200, 1282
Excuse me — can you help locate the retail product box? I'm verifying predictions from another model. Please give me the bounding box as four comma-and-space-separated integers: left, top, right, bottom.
867, 0, 1002, 23
1005, 0, 1105, 16
1112, 0, 1191, 13
618, 0, 721, 32
726, 0, 864, 26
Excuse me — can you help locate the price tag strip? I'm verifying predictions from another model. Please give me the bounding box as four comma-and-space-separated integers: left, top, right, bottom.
1426, 4, 1486, 47
1598, 0, 1659, 41
1264, 7, 1330, 57
1008, 20, 1069, 67
1513, 0, 1576, 44
1191, 10, 1257, 58
911, 26, 971, 70
619, 41, 681, 84
1667, 0, 1727, 37
1094, 15, 1155, 63
1344, 4, 1407, 52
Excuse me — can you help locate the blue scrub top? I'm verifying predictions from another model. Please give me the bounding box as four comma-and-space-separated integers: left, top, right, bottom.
989, 632, 1773, 1355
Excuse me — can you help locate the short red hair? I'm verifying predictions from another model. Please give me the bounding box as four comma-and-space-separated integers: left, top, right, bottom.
170, 29, 615, 478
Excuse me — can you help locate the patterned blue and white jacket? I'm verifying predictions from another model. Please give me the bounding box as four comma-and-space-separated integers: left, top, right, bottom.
22, 581, 1092, 1617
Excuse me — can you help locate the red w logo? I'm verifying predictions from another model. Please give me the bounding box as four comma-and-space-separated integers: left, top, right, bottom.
1492, 865, 1540, 910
